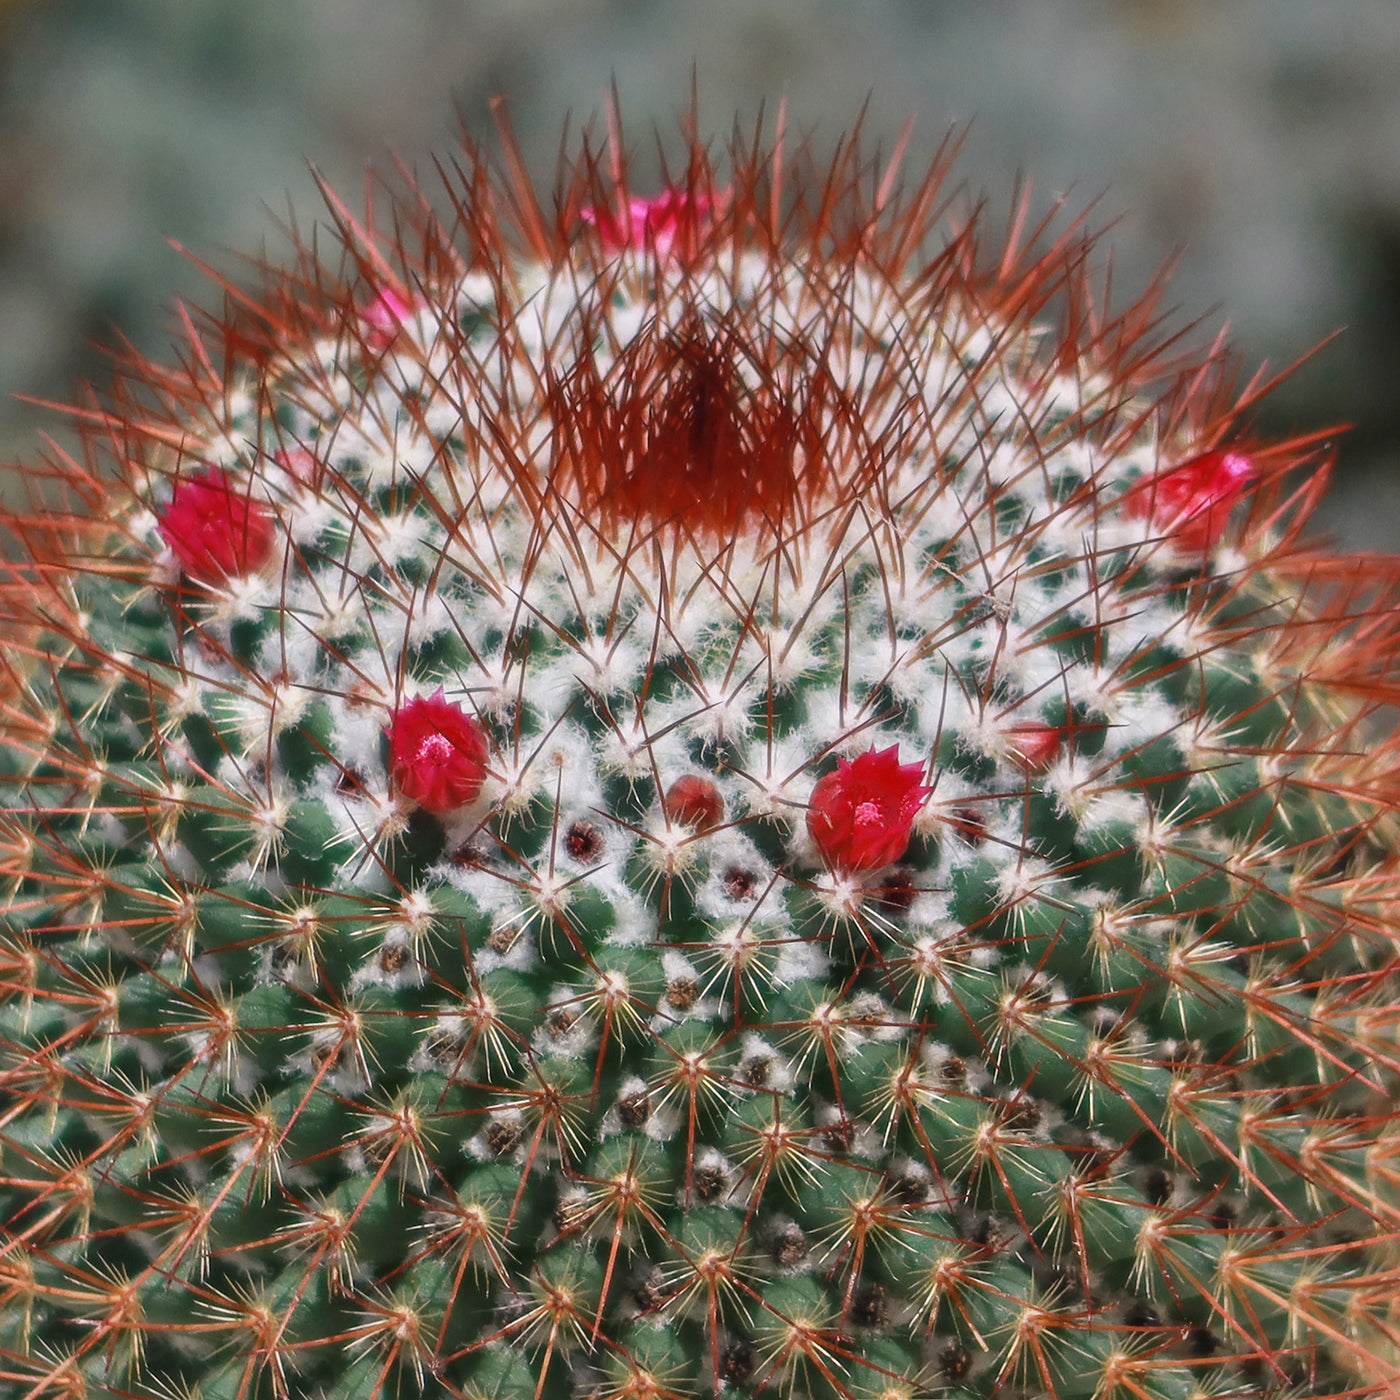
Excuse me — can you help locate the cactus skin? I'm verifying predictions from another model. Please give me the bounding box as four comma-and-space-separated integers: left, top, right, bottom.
3, 116, 1400, 1400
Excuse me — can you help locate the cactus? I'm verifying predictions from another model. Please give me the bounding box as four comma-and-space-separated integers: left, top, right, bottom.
3, 112, 1400, 1400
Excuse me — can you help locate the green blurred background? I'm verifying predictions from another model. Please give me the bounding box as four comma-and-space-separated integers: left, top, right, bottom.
2, 0, 1398, 546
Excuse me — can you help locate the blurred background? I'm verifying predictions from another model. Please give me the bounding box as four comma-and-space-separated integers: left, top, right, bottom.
2, 0, 1399, 546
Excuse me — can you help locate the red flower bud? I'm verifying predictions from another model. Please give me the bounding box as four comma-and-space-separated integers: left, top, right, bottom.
1125, 449, 1255, 553
942, 805, 990, 844
806, 744, 931, 873
663, 775, 725, 832
157, 468, 276, 582
386, 690, 490, 814
1006, 723, 1063, 773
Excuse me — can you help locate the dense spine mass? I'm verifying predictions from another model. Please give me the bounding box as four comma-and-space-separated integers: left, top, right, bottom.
3, 118, 1400, 1400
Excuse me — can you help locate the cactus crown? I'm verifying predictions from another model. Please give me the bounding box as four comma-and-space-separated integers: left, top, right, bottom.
3, 111, 1400, 1400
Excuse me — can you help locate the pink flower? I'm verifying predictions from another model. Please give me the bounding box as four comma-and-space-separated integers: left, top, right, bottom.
158, 468, 276, 582
806, 744, 932, 873
1126, 449, 1256, 553
362, 285, 416, 350
663, 775, 725, 832
386, 690, 490, 814
580, 188, 723, 257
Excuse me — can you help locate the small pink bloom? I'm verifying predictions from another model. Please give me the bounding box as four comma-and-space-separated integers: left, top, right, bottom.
663, 775, 725, 832
580, 187, 723, 257
1005, 723, 1063, 773
362, 285, 416, 350
158, 468, 276, 582
386, 690, 490, 814
1126, 449, 1256, 553
806, 744, 932, 873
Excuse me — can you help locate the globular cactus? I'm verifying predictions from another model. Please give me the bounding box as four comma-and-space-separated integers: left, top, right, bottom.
4, 111, 1400, 1400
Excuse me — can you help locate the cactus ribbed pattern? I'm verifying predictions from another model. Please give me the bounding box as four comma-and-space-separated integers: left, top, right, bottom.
3, 117, 1400, 1400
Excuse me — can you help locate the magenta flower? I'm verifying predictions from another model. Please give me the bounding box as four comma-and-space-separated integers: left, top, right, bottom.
158, 468, 276, 582
386, 690, 490, 814
580, 188, 723, 257
806, 744, 931, 873
1126, 449, 1256, 552
362, 285, 417, 350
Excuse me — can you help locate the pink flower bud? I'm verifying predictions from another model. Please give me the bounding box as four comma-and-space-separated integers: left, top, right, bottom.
386, 690, 490, 814
157, 468, 276, 582
806, 744, 931, 873
580, 188, 723, 257
663, 775, 725, 832
1126, 449, 1256, 553
274, 446, 323, 489
362, 285, 416, 350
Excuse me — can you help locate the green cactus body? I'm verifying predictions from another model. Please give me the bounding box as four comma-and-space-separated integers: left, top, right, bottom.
3, 119, 1400, 1400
